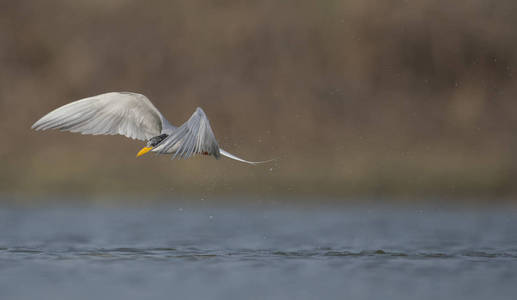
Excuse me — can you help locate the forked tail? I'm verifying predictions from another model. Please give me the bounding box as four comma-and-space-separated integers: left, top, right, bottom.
219, 149, 276, 165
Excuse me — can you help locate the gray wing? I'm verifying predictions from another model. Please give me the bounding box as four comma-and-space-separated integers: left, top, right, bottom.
32, 92, 169, 141
154, 107, 220, 159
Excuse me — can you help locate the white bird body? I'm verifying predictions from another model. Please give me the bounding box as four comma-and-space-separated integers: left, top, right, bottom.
32, 92, 271, 165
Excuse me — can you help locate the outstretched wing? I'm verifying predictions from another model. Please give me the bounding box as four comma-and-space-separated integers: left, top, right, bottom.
31, 92, 168, 141
154, 107, 220, 159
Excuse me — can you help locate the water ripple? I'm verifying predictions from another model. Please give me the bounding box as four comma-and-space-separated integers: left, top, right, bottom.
2, 247, 516, 261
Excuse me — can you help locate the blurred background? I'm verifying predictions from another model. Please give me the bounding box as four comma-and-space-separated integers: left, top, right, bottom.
1, 0, 517, 203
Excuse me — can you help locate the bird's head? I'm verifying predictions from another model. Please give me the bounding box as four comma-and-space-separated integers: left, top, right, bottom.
137, 134, 168, 157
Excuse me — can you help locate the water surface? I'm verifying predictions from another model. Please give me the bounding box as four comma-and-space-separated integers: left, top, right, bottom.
0, 203, 516, 299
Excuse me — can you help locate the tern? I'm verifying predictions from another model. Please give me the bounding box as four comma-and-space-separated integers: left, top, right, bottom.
32, 92, 271, 165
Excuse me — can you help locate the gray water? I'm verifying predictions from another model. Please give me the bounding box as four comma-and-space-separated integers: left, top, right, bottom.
0, 203, 516, 300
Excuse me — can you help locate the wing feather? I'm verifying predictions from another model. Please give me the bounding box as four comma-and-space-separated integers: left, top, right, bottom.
154, 107, 220, 159
32, 92, 167, 141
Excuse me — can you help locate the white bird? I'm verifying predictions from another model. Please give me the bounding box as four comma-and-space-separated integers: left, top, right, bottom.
32, 92, 272, 165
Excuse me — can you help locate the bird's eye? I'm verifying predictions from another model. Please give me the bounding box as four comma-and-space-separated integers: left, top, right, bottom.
150, 134, 168, 146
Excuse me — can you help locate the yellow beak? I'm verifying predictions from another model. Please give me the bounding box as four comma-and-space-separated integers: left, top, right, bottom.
137, 147, 153, 157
